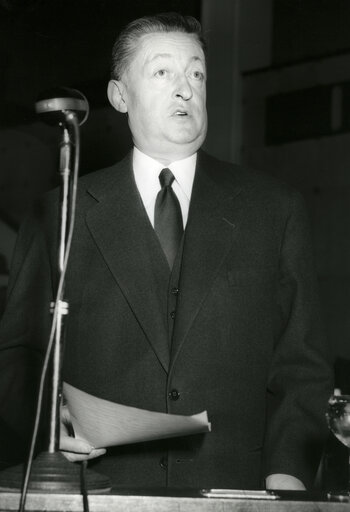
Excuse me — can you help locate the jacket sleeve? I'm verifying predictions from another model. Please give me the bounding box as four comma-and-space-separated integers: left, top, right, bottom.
0, 204, 55, 468
263, 189, 334, 488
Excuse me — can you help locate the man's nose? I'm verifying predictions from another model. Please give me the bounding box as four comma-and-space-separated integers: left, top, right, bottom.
174, 75, 193, 101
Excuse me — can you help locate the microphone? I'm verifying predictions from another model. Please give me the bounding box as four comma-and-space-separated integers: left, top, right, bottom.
35, 87, 89, 126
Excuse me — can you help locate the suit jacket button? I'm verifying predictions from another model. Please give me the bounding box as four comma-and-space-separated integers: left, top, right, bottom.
169, 389, 180, 400
171, 287, 179, 295
170, 311, 176, 319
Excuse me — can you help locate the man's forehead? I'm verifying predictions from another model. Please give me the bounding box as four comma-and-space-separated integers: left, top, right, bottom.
135, 32, 205, 63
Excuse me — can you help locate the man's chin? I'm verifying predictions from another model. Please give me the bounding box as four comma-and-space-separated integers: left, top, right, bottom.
167, 129, 206, 148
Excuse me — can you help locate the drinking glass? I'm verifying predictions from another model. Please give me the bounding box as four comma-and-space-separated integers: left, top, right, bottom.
326, 394, 350, 495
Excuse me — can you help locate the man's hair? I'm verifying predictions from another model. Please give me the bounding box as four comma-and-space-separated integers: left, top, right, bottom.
110, 12, 206, 80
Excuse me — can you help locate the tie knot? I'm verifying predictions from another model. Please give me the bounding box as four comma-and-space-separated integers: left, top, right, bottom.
159, 168, 175, 188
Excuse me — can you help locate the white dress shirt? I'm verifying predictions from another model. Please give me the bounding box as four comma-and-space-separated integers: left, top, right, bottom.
132, 147, 196, 228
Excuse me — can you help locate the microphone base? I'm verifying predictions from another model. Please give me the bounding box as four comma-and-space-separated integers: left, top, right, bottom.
0, 451, 111, 494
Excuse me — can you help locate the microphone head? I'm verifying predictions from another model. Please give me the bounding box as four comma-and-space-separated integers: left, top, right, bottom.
35, 87, 89, 126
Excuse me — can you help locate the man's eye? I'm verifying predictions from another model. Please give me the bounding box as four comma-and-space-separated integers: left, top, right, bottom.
191, 70, 205, 81
155, 69, 167, 77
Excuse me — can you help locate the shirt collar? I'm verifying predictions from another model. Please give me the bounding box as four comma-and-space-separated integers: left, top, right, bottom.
170, 153, 197, 201
132, 147, 197, 207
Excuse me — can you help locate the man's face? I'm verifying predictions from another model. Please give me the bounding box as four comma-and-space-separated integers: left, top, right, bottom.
111, 32, 207, 163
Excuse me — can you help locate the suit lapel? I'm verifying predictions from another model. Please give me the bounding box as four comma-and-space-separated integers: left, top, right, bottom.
170, 151, 244, 370
84, 154, 170, 372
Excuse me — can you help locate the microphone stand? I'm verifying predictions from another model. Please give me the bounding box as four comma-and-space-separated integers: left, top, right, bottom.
47, 120, 71, 456
0, 113, 111, 502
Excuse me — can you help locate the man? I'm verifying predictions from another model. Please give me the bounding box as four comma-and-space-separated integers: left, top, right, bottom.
0, 13, 333, 491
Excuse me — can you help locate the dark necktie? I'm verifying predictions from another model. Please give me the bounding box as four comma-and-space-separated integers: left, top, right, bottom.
154, 168, 183, 268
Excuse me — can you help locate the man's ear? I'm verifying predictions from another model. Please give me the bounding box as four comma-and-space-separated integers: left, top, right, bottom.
107, 80, 128, 113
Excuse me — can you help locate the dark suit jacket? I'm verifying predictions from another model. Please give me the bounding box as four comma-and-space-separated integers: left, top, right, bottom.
0, 150, 333, 489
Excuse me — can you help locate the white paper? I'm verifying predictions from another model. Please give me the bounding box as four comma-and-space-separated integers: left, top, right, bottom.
63, 382, 211, 448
